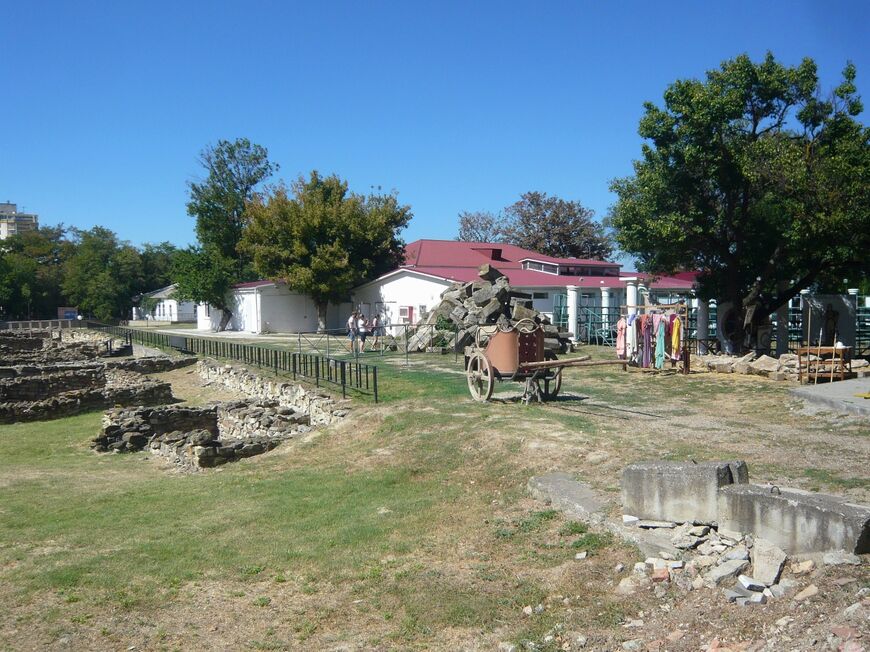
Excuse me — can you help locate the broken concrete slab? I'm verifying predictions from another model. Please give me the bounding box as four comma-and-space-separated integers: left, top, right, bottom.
527, 472, 609, 523
705, 559, 750, 586
718, 484, 870, 555
751, 537, 787, 586
621, 460, 749, 524
528, 472, 677, 558
790, 378, 870, 417
750, 355, 782, 375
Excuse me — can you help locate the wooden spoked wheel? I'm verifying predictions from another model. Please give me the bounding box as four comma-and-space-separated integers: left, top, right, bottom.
542, 369, 562, 400
466, 352, 494, 402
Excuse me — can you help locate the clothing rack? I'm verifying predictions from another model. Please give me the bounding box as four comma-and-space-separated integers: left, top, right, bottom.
615, 302, 691, 374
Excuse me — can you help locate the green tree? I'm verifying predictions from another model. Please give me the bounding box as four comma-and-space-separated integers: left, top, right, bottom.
240, 172, 412, 331
501, 192, 612, 260
140, 241, 180, 291
176, 138, 276, 329
62, 227, 143, 321
0, 226, 71, 319
609, 53, 869, 350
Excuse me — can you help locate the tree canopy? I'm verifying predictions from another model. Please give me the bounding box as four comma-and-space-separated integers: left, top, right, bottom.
240, 171, 412, 330
609, 53, 869, 348
175, 138, 276, 328
456, 193, 612, 260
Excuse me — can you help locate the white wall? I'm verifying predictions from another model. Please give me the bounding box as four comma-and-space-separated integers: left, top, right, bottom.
139, 298, 197, 322
351, 272, 452, 328
197, 286, 347, 333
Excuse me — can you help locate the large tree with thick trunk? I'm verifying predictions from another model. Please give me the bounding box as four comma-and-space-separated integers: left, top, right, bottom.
240, 172, 411, 331
609, 53, 869, 351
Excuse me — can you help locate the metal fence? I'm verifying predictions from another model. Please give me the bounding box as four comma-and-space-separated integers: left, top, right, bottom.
91, 325, 378, 402
0, 319, 89, 330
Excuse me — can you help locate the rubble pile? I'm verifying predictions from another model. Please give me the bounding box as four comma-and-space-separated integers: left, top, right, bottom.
406, 264, 573, 353
617, 519, 861, 607
697, 351, 869, 381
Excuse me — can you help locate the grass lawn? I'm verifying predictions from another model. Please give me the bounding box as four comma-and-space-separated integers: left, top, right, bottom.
1, 347, 868, 650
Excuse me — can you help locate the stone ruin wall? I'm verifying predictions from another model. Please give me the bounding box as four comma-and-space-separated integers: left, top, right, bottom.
93, 359, 349, 470
94, 397, 320, 469
196, 358, 347, 426
0, 330, 184, 424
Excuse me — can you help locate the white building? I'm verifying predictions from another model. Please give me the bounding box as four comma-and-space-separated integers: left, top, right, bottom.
0, 202, 39, 240
132, 284, 197, 323
351, 240, 697, 338
196, 281, 349, 334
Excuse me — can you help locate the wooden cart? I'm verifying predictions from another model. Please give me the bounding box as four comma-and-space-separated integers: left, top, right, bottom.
464, 320, 627, 403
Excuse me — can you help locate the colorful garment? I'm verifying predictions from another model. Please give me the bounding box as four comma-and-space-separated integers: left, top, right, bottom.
655, 318, 666, 369
641, 315, 652, 368
671, 316, 682, 360
615, 317, 627, 359
626, 314, 638, 362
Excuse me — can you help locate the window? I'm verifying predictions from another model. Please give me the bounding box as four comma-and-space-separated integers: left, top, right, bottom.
533, 292, 548, 299
522, 261, 559, 274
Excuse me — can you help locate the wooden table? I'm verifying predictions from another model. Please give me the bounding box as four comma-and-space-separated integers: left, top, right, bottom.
797, 346, 852, 384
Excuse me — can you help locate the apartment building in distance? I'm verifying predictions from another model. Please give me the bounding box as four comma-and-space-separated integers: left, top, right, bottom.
0, 202, 39, 239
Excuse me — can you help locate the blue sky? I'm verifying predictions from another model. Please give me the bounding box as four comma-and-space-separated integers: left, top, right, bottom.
2, 1, 868, 250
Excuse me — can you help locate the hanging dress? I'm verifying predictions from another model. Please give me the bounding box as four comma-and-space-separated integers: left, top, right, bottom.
655, 315, 666, 369
626, 314, 638, 362
641, 314, 652, 368
615, 317, 627, 359
671, 315, 682, 361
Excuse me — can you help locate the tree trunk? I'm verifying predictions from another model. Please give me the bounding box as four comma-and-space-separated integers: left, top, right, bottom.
218, 308, 233, 332
316, 302, 327, 333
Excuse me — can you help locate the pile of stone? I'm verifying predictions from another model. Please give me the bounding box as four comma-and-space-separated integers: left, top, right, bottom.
406, 264, 573, 353
697, 351, 870, 381
94, 399, 317, 469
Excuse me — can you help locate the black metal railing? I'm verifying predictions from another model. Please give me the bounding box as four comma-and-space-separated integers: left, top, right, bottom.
90, 325, 378, 402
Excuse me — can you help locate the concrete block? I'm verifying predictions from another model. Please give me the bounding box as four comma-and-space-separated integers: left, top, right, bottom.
718, 484, 870, 554
621, 461, 748, 524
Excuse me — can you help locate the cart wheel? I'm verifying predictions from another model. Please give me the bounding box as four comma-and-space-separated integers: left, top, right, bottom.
542, 369, 562, 400
467, 352, 494, 402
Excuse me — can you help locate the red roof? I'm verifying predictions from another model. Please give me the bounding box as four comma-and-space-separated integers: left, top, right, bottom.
399, 240, 695, 291
403, 239, 616, 269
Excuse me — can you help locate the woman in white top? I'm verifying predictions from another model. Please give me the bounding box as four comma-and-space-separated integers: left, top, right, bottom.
356, 314, 369, 353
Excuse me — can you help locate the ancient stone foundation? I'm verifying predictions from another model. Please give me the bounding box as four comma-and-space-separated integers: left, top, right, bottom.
95, 399, 317, 469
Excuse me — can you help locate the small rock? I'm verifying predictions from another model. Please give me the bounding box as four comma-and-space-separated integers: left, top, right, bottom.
622, 640, 643, 651
575, 634, 588, 647
689, 525, 710, 537
633, 562, 647, 575
622, 515, 640, 525
534, 603, 544, 614
833, 577, 857, 586
522, 605, 533, 616
737, 575, 766, 592
651, 568, 670, 583
614, 563, 625, 573
623, 619, 644, 628
831, 626, 860, 641
794, 584, 819, 602
575, 551, 588, 560
790, 559, 815, 575
666, 630, 685, 642
498, 643, 518, 652
723, 546, 750, 562
673, 535, 701, 550
705, 559, 750, 586
668, 560, 684, 570
717, 527, 743, 541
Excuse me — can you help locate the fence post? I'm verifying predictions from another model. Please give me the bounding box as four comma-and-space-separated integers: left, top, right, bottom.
340, 360, 346, 398
315, 357, 320, 387
404, 325, 409, 367
373, 365, 378, 404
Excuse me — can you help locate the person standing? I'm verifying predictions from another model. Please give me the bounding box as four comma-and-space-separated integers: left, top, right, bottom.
356, 313, 369, 353
369, 313, 381, 351
347, 311, 358, 352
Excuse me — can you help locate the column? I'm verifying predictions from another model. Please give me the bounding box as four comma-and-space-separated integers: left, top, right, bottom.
624, 278, 638, 316
566, 285, 579, 341
600, 285, 611, 331
638, 283, 649, 306
697, 300, 709, 354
